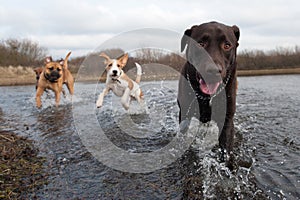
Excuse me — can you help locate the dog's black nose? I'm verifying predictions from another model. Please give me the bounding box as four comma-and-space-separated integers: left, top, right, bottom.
112, 70, 118, 74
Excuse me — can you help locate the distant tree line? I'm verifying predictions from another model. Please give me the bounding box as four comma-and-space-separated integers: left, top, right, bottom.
1, 38, 300, 71
237, 46, 300, 70
0, 39, 47, 66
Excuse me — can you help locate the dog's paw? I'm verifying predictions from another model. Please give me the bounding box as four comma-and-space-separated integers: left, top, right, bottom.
96, 101, 102, 108
219, 148, 226, 162
179, 119, 190, 134
123, 105, 129, 110
36, 102, 42, 109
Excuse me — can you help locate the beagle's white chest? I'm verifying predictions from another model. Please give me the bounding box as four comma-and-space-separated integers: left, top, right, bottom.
108, 79, 128, 97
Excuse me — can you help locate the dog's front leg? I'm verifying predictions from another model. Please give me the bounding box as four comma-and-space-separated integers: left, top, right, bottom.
36, 87, 44, 108
96, 87, 110, 108
121, 88, 131, 110
62, 88, 66, 98
219, 76, 237, 169
55, 91, 61, 107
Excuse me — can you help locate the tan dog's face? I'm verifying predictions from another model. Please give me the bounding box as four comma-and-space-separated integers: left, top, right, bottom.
100, 53, 128, 79
44, 57, 63, 82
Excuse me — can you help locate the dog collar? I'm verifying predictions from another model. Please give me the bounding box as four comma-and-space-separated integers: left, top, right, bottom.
183, 69, 232, 120
186, 65, 232, 105
111, 78, 121, 83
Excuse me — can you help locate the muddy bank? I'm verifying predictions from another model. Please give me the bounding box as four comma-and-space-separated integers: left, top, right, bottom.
0, 130, 46, 199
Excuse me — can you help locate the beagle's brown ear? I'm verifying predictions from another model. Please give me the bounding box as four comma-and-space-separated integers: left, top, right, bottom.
99, 53, 111, 65
118, 53, 129, 68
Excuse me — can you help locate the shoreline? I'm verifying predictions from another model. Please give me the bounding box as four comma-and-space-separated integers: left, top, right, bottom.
1, 67, 300, 86
237, 68, 300, 76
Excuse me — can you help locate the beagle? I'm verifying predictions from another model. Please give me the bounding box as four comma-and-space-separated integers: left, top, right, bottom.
96, 53, 143, 110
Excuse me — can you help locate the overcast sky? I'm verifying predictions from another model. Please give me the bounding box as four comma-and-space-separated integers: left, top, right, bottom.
1, 0, 299, 58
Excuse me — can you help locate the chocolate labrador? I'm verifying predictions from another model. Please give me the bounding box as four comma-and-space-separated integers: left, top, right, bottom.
178, 21, 240, 167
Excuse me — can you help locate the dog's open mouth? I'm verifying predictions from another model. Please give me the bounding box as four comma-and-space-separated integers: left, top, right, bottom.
110, 74, 119, 79
199, 79, 222, 95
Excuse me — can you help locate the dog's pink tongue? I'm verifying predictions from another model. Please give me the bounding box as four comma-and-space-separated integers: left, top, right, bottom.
200, 79, 221, 95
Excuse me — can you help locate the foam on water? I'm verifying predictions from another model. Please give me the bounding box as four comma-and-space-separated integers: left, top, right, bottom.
96, 82, 179, 139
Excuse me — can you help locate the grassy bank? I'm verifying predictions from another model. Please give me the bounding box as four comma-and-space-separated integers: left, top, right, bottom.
0, 66, 36, 86
237, 67, 300, 76
0, 66, 300, 86
0, 131, 46, 199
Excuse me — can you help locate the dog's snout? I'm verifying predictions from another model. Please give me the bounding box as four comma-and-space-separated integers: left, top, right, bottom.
204, 64, 223, 82
112, 70, 118, 74
51, 71, 59, 76
206, 66, 221, 75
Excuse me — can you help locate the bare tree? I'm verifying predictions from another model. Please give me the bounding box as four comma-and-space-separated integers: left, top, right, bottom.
0, 38, 47, 66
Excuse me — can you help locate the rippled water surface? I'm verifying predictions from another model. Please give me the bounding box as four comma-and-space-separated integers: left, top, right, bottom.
0, 75, 299, 199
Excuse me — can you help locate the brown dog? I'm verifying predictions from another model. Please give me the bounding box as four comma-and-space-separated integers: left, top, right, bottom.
35, 52, 74, 108
178, 22, 240, 168
34, 67, 44, 90
34, 67, 66, 96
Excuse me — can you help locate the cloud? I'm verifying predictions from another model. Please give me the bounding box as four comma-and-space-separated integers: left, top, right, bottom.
30, 33, 113, 58
1, 0, 299, 57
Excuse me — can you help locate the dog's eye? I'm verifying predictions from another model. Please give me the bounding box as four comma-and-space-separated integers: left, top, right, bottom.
57, 68, 61, 71
224, 42, 231, 50
117, 64, 121, 68
49, 67, 54, 71
108, 63, 112, 67
199, 42, 206, 47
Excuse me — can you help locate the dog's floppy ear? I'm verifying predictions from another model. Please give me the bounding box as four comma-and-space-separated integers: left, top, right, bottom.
118, 53, 129, 68
99, 53, 111, 65
45, 56, 52, 63
59, 59, 64, 66
232, 25, 240, 41
232, 25, 240, 47
181, 25, 197, 52
63, 51, 72, 69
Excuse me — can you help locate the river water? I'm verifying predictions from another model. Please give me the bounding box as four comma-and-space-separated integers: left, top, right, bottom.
0, 75, 299, 199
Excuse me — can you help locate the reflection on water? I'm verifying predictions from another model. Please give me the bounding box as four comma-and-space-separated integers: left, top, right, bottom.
0, 75, 299, 199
